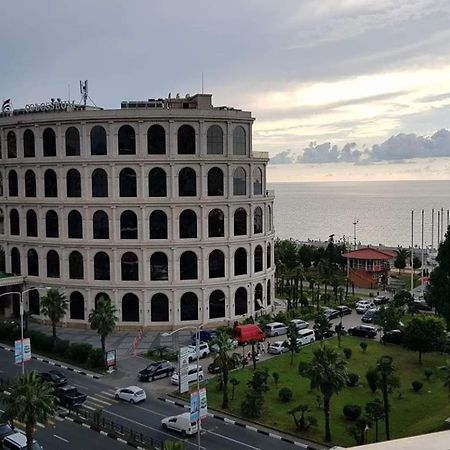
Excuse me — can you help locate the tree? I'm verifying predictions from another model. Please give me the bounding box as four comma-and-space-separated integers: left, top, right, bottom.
413, 256, 422, 270
393, 290, 413, 309
88, 295, 118, 359
439, 360, 450, 399
301, 344, 348, 442
403, 315, 447, 364
163, 441, 185, 450
365, 399, 385, 442
40, 288, 68, 340
241, 368, 270, 418
284, 322, 300, 366
373, 305, 403, 341
288, 404, 317, 431
2, 372, 56, 450
313, 310, 332, 341
394, 247, 409, 274
230, 378, 240, 400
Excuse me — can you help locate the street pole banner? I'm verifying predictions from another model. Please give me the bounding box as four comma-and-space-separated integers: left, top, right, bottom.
199, 387, 208, 419
14, 339, 22, 364
22, 338, 31, 362
179, 346, 190, 394
190, 390, 199, 423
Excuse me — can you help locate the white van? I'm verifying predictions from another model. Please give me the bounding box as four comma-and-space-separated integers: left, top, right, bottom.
297, 329, 315, 346
264, 322, 288, 337
171, 364, 204, 386
161, 412, 199, 436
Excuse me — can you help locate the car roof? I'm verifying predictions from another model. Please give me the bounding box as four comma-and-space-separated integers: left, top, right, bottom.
4, 432, 28, 446
122, 385, 143, 392
271, 341, 284, 345
188, 364, 202, 370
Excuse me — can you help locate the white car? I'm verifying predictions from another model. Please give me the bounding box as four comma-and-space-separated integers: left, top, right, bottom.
114, 385, 146, 403
161, 412, 198, 436
185, 342, 210, 361
268, 341, 289, 355
356, 300, 374, 314
171, 364, 204, 386
290, 319, 309, 331
209, 338, 238, 353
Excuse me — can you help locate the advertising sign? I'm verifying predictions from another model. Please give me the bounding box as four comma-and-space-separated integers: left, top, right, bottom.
14, 338, 31, 364
190, 388, 208, 422
105, 350, 116, 368
178, 346, 190, 394
190, 390, 200, 423
22, 338, 31, 362
199, 387, 208, 419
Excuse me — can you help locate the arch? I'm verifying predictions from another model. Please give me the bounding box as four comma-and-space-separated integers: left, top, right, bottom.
29, 290, 40, 315
151, 293, 169, 322
66, 169, 81, 197
0, 245, 4, 271
267, 243, 272, 268
177, 124, 195, 155
0, 173, 3, 197
118, 125, 136, 155
0, 209, 4, 234
45, 210, 59, 238
26, 210, 38, 237
149, 210, 167, 239
94, 252, 110, 280
68, 210, 83, 238
23, 129, 35, 157
92, 168, 108, 197
95, 293, 111, 310
207, 167, 224, 196
147, 124, 166, 154
120, 210, 138, 239
44, 169, 58, 197
25, 170, 36, 197
43, 128, 56, 156
209, 249, 225, 278
46, 250, 60, 278
8, 170, 18, 196
253, 207, 263, 234
233, 167, 246, 195
179, 209, 197, 238
209, 290, 225, 319
234, 208, 247, 235
69, 251, 84, 279
121, 252, 139, 281
180, 292, 198, 321
90, 125, 107, 155
254, 283, 263, 311
253, 168, 263, 195
267, 205, 272, 231
208, 209, 224, 237
234, 287, 248, 315
178, 167, 196, 197
11, 247, 21, 275
9, 209, 19, 235
7, 131, 17, 158
65, 127, 80, 156
93, 210, 109, 239
254, 245, 263, 272
207, 125, 223, 155
119, 168, 137, 197
122, 293, 139, 322
148, 168, 167, 197
267, 279, 271, 306
233, 126, 246, 155
70, 291, 84, 320
234, 248, 247, 276
150, 252, 168, 281
27, 249, 39, 276
180, 251, 198, 280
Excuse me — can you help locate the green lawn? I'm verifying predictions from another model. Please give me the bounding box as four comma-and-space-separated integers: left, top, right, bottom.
205, 337, 450, 447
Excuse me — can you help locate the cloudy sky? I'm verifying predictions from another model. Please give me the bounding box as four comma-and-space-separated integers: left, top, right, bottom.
3, 0, 450, 181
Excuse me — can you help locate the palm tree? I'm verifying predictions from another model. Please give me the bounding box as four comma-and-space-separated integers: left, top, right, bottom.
439, 360, 450, 399
302, 344, 348, 442
40, 288, 68, 340
163, 441, 185, 450
2, 371, 56, 450
365, 399, 385, 442
88, 295, 118, 359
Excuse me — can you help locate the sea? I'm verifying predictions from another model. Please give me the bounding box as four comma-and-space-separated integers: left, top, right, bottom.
269, 180, 450, 248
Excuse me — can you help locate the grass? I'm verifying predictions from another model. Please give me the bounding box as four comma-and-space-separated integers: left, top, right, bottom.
205, 337, 450, 447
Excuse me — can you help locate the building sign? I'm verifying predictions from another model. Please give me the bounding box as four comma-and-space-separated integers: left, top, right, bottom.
14, 338, 31, 364
105, 349, 116, 368
0, 98, 85, 118
178, 346, 190, 394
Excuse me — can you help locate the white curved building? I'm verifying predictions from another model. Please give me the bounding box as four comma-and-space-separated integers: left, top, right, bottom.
0, 94, 275, 329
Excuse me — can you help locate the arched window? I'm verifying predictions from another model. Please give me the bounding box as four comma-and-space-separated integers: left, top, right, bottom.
9, 209, 19, 235
254, 283, 263, 311
267, 205, 272, 231
209, 249, 225, 278
26, 210, 38, 237
92, 168, 108, 197
151, 293, 169, 322
7, 131, 17, 158
207, 168, 224, 196
267, 280, 272, 306
122, 293, 139, 321
254, 245, 263, 272
147, 125, 166, 154
44, 169, 58, 197
94, 252, 110, 280
179, 210, 197, 239
254, 207, 263, 234
208, 209, 224, 237
23, 129, 35, 157
65, 127, 80, 156
119, 168, 137, 197
45, 210, 59, 238
95, 293, 111, 310
46, 250, 60, 278
209, 290, 225, 319
0, 210, 3, 235
0, 246, 4, 271
148, 168, 167, 197
118, 125, 136, 155
177, 125, 195, 155
11, 247, 21, 275
25, 170, 36, 197
90, 125, 107, 155
180, 292, 198, 321
93, 210, 109, 239
253, 168, 263, 195
234, 248, 247, 276
150, 252, 168, 280
0, 174, 3, 197
66, 169, 81, 197
121, 252, 139, 281
120, 210, 138, 239
69, 251, 84, 279
43, 128, 56, 157
207, 125, 223, 155
178, 168, 196, 197
267, 243, 272, 268
235, 287, 248, 316
29, 290, 40, 315
234, 208, 247, 235
70, 291, 84, 320
27, 249, 39, 276
8, 170, 18, 196
68, 210, 83, 238
149, 210, 167, 239
233, 126, 246, 155
233, 167, 246, 195
180, 251, 197, 280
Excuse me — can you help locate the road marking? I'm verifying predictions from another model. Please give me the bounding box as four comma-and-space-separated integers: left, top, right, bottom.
73, 382, 90, 390
132, 404, 166, 417
87, 395, 112, 406
206, 429, 261, 449
83, 404, 96, 411
54, 434, 69, 443
100, 390, 116, 398
94, 393, 118, 403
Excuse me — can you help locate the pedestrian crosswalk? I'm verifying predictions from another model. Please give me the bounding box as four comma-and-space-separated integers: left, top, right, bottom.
56, 388, 119, 414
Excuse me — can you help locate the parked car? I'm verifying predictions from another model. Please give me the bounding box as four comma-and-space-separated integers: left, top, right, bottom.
114, 386, 146, 404
410, 300, 432, 312
381, 329, 403, 345
315, 329, 335, 341
267, 341, 289, 355
322, 308, 340, 320
373, 296, 390, 306
186, 342, 210, 361
161, 412, 198, 436
234, 324, 265, 345
138, 361, 175, 382
361, 308, 377, 323
348, 325, 377, 339
263, 322, 288, 337
207, 360, 221, 374
334, 324, 347, 335
356, 300, 374, 314
1, 432, 43, 450
191, 330, 217, 345
171, 365, 204, 386
335, 305, 352, 316
0, 423, 15, 441
54, 384, 87, 408
290, 319, 309, 331
38, 370, 68, 387
209, 338, 238, 353
297, 328, 316, 346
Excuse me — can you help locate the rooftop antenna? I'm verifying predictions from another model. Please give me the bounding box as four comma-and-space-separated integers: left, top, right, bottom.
353, 218, 359, 250
79, 80, 97, 108
201, 71, 204, 94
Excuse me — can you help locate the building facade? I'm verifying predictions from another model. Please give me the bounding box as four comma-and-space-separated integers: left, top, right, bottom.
0, 94, 275, 329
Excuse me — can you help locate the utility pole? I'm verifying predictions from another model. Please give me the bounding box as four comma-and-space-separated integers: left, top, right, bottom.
410, 210, 414, 296
353, 218, 359, 250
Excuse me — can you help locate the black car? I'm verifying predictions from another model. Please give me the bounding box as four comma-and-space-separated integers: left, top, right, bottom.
315, 329, 335, 341
0, 423, 15, 440
361, 309, 376, 323
381, 329, 403, 345
335, 305, 352, 316
54, 385, 87, 408
38, 370, 68, 387
373, 296, 390, 306
348, 325, 377, 339
138, 360, 175, 381
207, 361, 221, 374
322, 308, 340, 320
410, 301, 432, 312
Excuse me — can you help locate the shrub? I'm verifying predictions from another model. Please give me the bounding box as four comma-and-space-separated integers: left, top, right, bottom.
343, 348, 352, 360
366, 367, 379, 394
88, 348, 105, 369
272, 372, 280, 385
53, 338, 70, 356
424, 368, 433, 381
68, 342, 93, 364
412, 380, 423, 392
360, 342, 368, 353
278, 387, 293, 403
347, 373, 359, 387
241, 389, 264, 418
343, 404, 362, 421
40, 334, 55, 353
